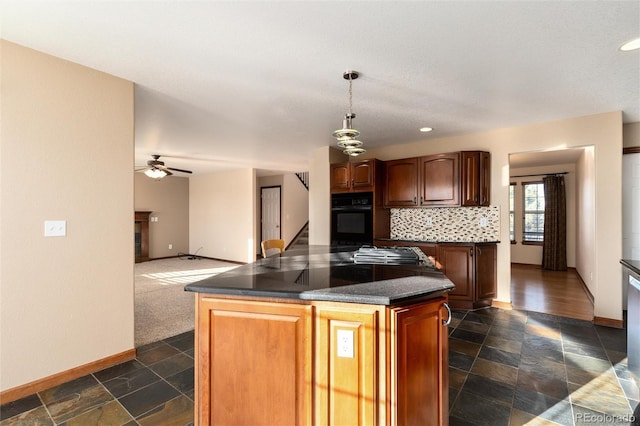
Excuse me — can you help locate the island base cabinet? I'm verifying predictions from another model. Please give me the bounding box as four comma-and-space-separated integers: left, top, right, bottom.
388, 298, 449, 426
194, 295, 450, 426
195, 296, 313, 426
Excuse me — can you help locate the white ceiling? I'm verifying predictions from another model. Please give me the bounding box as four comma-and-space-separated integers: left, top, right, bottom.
2, 1, 639, 176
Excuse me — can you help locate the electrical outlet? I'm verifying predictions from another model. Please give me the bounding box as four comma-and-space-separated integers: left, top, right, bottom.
479, 217, 488, 227
168, 244, 173, 250
44, 220, 66, 237
425, 217, 433, 227
337, 329, 354, 358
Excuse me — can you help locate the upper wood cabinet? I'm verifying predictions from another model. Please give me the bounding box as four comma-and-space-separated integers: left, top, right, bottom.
420, 153, 460, 206
461, 151, 491, 206
330, 159, 378, 193
384, 151, 490, 208
383, 158, 419, 206
384, 153, 461, 208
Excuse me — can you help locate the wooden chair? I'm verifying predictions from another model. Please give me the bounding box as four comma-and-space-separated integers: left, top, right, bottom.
261, 239, 285, 258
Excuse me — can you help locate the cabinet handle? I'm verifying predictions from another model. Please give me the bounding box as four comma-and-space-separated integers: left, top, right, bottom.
470, 248, 473, 257
442, 302, 452, 326
477, 246, 482, 255
420, 196, 424, 203
413, 197, 417, 204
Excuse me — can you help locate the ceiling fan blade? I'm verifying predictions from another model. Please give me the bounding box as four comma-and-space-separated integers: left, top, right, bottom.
166, 167, 193, 174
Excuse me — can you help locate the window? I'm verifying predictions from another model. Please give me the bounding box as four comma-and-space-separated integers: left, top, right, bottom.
522, 181, 544, 243
509, 183, 515, 243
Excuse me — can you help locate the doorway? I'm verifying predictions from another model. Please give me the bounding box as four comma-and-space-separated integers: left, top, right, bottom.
508, 147, 595, 319
261, 186, 282, 243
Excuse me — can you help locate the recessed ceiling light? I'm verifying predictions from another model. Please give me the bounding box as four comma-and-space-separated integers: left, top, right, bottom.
619, 37, 640, 51
420, 127, 433, 133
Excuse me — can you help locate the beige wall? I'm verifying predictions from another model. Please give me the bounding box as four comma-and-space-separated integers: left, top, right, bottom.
510, 162, 578, 268
134, 173, 189, 258
312, 111, 623, 320
190, 169, 256, 263
623, 122, 640, 148
576, 147, 597, 297
0, 41, 134, 391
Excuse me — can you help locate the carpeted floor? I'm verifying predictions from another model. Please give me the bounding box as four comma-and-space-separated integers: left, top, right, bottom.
135, 257, 239, 347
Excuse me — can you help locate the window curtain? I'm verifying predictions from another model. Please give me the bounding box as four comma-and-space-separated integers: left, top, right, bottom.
542, 175, 567, 271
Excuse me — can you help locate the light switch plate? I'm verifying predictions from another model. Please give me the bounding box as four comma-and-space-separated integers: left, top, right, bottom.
44, 220, 66, 237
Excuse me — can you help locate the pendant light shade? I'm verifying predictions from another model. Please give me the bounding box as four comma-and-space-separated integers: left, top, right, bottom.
333, 71, 365, 156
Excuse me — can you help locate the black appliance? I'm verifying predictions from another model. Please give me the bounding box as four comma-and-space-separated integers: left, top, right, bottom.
331, 192, 373, 246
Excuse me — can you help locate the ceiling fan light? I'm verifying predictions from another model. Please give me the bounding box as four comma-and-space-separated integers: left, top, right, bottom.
619, 37, 640, 51
145, 168, 168, 179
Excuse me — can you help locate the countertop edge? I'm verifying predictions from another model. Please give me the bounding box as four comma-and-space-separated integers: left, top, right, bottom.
621, 259, 640, 276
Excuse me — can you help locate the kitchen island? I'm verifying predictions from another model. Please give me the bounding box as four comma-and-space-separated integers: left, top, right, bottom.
185, 245, 455, 426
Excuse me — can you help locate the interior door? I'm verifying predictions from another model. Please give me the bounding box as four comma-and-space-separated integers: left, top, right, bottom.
261, 186, 281, 243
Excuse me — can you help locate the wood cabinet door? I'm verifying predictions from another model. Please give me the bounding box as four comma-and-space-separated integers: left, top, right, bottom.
419, 153, 460, 206
195, 297, 312, 426
438, 244, 473, 300
330, 163, 351, 192
389, 298, 449, 426
460, 151, 480, 206
475, 244, 497, 300
479, 151, 491, 206
351, 160, 375, 190
384, 158, 419, 207
314, 303, 382, 426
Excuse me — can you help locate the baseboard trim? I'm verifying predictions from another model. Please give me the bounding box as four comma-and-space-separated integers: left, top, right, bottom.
492, 300, 513, 310
575, 272, 595, 304
594, 316, 624, 329
0, 348, 136, 404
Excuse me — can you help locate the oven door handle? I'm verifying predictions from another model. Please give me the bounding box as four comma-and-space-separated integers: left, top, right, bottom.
331, 206, 373, 211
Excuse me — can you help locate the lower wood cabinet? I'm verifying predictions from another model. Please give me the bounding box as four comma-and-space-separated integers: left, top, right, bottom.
388, 299, 449, 426
195, 298, 313, 426
438, 243, 497, 309
194, 295, 450, 426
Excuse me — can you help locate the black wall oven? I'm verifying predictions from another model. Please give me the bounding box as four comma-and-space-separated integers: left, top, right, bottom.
331, 192, 373, 246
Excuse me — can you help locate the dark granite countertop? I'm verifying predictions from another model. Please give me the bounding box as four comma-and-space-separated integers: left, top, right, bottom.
621, 259, 640, 276
184, 245, 455, 305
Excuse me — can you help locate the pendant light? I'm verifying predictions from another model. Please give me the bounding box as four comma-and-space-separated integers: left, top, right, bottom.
332, 70, 365, 156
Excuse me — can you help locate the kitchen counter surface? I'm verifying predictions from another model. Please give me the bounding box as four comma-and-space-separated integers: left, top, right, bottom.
621, 259, 640, 276
184, 245, 455, 305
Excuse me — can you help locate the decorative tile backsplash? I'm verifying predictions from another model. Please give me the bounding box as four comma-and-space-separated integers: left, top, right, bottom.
390, 206, 500, 242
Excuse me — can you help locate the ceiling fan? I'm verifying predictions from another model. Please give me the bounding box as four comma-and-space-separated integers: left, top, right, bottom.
137, 154, 193, 179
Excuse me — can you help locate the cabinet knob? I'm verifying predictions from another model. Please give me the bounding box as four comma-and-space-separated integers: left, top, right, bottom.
442, 303, 452, 326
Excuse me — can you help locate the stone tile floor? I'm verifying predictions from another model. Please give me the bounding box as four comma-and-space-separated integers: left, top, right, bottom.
0, 332, 195, 425
1, 308, 639, 425
448, 308, 639, 426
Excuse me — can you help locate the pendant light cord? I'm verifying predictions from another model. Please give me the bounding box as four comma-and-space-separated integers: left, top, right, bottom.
348, 74, 353, 117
